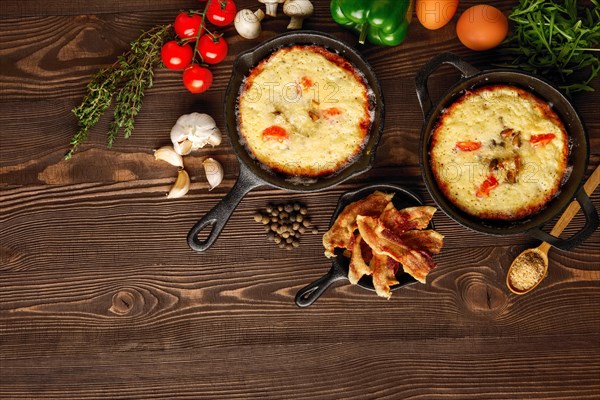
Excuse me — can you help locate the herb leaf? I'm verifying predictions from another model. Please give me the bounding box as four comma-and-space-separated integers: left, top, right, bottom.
497, 0, 600, 95
66, 24, 172, 160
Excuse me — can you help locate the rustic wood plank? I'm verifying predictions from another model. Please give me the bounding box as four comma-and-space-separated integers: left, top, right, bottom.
2, 339, 598, 399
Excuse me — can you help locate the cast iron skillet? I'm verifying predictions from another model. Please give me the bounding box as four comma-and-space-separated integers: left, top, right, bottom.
295, 183, 423, 307
188, 31, 384, 252
416, 53, 598, 251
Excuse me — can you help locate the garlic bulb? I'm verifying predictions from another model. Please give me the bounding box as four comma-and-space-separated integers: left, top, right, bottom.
167, 169, 191, 199
154, 146, 184, 168
203, 158, 223, 191
170, 113, 222, 155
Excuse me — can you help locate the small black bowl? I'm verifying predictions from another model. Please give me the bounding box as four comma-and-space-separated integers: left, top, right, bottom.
295, 183, 424, 307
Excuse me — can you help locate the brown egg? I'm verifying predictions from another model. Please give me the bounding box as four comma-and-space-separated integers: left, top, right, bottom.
456, 5, 508, 51
416, 0, 459, 30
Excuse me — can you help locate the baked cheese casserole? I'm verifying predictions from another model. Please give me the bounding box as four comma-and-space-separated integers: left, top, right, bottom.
430, 85, 568, 220
238, 45, 372, 177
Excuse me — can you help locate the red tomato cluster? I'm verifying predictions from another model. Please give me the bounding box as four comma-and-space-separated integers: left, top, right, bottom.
160, 0, 236, 94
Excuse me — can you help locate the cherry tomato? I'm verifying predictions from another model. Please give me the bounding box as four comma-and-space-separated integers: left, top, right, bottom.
174, 12, 204, 41
456, 141, 482, 151
530, 133, 556, 147
206, 0, 237, 26
161, 41, 193, 70
476, 175, 499, 198
182, 64, 213, 93
198, 34, 228, 64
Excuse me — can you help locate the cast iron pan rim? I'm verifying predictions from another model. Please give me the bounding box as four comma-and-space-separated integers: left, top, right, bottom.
223, 30, 385, 193
419, 67, 589, 236
420, 68, 581, 130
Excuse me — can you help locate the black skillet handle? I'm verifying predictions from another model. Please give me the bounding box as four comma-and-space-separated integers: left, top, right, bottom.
187, 163, 264, 252
295, 259, 348, 307
415, 53, 480, 118
526, 187, 599, 251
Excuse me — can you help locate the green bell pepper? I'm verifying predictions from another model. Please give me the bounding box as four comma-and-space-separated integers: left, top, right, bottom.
330, 0, 413, 46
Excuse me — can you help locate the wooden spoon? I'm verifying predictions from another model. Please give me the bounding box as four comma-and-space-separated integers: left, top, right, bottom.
507, 165, 600, 294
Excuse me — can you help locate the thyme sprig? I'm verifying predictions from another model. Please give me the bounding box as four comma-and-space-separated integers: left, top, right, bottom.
496, 0, 600, 95
66, 24, 173, 160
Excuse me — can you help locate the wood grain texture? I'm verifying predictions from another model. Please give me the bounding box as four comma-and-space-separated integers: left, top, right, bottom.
1, 0, 599, 399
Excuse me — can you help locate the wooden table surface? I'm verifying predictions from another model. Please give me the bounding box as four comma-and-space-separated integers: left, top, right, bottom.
1, 0, 599, 398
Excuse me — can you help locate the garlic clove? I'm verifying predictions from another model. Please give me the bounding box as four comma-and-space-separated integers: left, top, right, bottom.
206, 130, 222, 147
203, 157, 223, 191
167, 169, 191, 199
174, 139, 193, 156
154, 146, 184, 168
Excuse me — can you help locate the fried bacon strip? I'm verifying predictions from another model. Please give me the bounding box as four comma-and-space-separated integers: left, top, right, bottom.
348, 234, 373, 284
378, 203, 437, 234
322, 191, 394, 258
393, 230, 444, 255
378, 204, 443, 254
370, 253, 399, 299
357, 215, 439, 283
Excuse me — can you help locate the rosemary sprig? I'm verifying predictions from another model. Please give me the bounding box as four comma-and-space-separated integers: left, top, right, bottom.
496, 0, 600, 95
66, 24, 173, 160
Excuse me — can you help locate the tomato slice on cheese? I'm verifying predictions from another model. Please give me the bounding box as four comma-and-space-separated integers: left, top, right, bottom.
300, 76, 313, 90
322, 107, 342, 118
456, 141, 482, 151
530, 133, 555, 147
262, 125, 288, 141
476, 175, 499, 198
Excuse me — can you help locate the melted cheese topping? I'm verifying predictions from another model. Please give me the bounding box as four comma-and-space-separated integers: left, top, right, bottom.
430, 85, 568, 220
238, 46, 371, 177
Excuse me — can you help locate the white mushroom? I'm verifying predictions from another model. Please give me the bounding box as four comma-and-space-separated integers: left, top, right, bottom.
283, 0, 313, 30
259, 0, 285, 17
170, 113, 222, 155
234, 9, 265, 40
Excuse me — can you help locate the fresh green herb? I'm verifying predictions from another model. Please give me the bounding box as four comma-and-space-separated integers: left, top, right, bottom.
497, 0, 600, 94
67, 24, 173, 160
